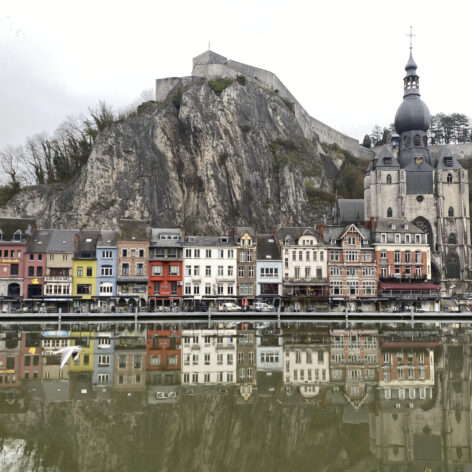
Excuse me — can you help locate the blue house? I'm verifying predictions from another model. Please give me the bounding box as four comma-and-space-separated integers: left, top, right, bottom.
92, 331, 115, 387
95, 231, 118, 311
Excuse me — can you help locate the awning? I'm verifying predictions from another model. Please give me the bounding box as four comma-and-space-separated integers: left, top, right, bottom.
378, 282, 440, 291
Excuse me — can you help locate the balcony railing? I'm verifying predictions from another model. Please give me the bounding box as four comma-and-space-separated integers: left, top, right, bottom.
45, 276, 72, 282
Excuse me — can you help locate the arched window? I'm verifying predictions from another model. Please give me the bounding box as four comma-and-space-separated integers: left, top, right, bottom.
446, 250, 460, 279
447, 173, 453, 184
414, 134, 421, 147
13, 230, 22, 241
403, 136, 410, 148
386, 174, 392, 184
448, 207, 454, 217
387, 207, 393, 218
448, 233, 457, 244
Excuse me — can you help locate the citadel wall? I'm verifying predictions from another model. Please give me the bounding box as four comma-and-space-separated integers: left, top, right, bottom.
156, 51, 374, 160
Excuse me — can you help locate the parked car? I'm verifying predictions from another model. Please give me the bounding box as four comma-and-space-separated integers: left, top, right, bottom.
222, 302, 241, 312
254, 302, 274, 312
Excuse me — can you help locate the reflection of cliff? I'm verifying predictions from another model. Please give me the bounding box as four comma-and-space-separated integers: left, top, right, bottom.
0, 398, 376, 472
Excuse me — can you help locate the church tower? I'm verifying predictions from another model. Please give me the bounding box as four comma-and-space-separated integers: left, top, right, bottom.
364, 46, 471, 294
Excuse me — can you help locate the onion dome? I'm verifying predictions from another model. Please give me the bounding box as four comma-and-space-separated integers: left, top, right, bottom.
394, 52, 431, 134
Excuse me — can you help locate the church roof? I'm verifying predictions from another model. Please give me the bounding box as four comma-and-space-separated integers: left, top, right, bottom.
336, 199, 364, 224
373, 146, 400, 169
435, 145, 463, 170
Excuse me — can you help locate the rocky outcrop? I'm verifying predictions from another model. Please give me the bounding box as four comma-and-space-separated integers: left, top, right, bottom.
0, 79, 367, 233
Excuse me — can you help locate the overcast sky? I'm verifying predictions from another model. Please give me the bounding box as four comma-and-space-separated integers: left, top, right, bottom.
1, 0, 471, 150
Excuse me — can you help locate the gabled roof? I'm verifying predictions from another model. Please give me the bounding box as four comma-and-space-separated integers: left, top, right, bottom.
256, 234, 281, 260
276, 227, 321, 244
373, 146, 400, 169
233, 226, 256, 241
322, 224, 371, 245
184, 235, 235, 247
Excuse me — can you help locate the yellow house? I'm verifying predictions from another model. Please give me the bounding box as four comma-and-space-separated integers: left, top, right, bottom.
69, 331, 95, 373
72, 231, 101, 308
72, 259, 97, 299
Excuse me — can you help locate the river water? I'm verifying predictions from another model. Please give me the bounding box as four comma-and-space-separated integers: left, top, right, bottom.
0, 321, 467, 471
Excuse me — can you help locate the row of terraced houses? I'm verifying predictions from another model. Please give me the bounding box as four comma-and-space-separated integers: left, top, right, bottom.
0, 216, 442, 313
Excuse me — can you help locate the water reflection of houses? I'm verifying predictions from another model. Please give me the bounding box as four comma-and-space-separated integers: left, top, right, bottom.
41, 329, 71, 380
146, 327, 181, 385
92, 330, 114, 387
283, 326, 330, 400
329, 328, 379, 406
114, 333, 147, 392
0, 330, 21, 390
181, 328, 237, 385
442, 336, 472, 469
256, 326, 283, 399
236, 323, 257, 403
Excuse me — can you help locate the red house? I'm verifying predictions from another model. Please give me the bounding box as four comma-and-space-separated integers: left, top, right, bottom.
146, 328, 181, 384
148, 229, 184, 310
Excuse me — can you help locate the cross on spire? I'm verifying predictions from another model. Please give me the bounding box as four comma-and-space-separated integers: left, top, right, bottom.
407, 26, 415, 51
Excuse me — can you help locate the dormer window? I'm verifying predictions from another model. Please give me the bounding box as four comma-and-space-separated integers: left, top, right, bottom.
447, 173, 453, 184
384, 158, 392, 165
219, 237, 228, 243
380, 233, 387, 243
13, 230, 22, 241
445, 157, 453, 167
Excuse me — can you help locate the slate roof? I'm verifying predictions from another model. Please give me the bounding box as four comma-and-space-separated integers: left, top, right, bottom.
275, 227, 321, 244
150, 228, 183, 247
233, 226, 256, 241
322, 224, 372, 245
256, 234, 281, 260
372, 218, 424, 234
27, 229, 53, 253
373, 146, 400, 170
184, 235, 235, 247
435, 145, 463, 170
46, 230, 78, 253
75, 231, 101, 255
336, 199, 364, 224
0, 218, 36, 241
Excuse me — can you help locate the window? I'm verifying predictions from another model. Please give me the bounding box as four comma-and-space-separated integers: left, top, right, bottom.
205, 249, 212, 258
136, 263, 144, 275
77, 284, 91, 294
139, 249, 145, 257
193, 284, 200, 295
168, 265, 180, 276
122, 249, 128, 257
227, 284, 234, 295
205, 284, 211, 295
348, 237, 356, 245
185, 265, 191, 276
248, 267, 254, 278
184, 283, 191, 295
346, 250, 358, 262
185, 249, 192, 258
28, 266, 34, 277
218, 249, 224, 258
260, 267, 278, 277
227, 266, 234, 276
193, 249, 200, 258
101, 265, 113, 276
217, 284, 224, 295
387, 207, 393, 218
238, 266, 244, 278
98, 355, 110, 366
447, 173, 453, 184
305, 267, 311, 278
102, 250, 112, 259
100, 283, 113, 294
204, 354, 211, 366
330, 251, 340, 262
86, 267, 92, 277
394, 251, 401, 263
448, 206, 454, 217
193, 265, 200, 276
29, 253, 34, 261
77, 267, 83, 277
386, 174, 392, 184
294, 267, 300, 279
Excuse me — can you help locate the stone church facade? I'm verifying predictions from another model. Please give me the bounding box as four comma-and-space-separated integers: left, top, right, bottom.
364, 51, 471, 295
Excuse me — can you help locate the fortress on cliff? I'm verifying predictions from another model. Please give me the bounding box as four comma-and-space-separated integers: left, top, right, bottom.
155, 50, 374, 160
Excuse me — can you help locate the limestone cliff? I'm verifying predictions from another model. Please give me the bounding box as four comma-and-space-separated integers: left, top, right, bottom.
0, 78, 365, 233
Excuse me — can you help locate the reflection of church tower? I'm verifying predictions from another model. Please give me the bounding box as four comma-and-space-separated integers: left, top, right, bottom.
364, 46, 471, 293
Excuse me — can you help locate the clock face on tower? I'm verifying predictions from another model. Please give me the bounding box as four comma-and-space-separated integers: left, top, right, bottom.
415, 156, 423, 165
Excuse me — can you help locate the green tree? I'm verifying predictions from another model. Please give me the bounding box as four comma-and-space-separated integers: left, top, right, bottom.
362, 134, 372, 148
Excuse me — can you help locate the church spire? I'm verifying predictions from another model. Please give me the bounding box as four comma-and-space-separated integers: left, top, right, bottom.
403, 27, 420, 97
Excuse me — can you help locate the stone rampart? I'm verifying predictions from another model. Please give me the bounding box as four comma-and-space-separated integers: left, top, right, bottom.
155, 76, 204, 103
192, 54, 374, 160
